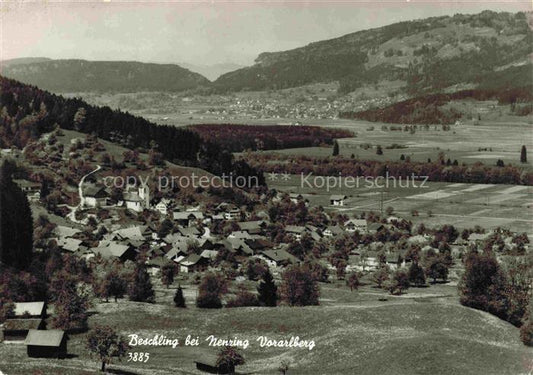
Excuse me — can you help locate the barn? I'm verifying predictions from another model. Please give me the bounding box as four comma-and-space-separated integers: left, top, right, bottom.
25, 330, 67, 358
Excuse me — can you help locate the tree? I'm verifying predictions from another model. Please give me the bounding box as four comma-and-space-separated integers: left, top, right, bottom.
216, 346, 245, 374
459, 251, 509, 320
408, 262, 426, 287
280, 265, 319, 306
129, 263, 155, 303
389, 270, 410, 295
372, 266, 390, 289
335, 260, 347, 280
161, 264, 176, 288
257, 269, 278, 307
196, 273, 228, 308
376, 145, 383, 155
174, 285, 186, 308
332, 140, 339, 156
279, 361, 290, 375
425, 257, 449, 284
86, 325, 129, 372
520, 145, 527, 163
102, 268, 128, 302
520, 297, 533, 346
0, 160, 33, 269
346, 272, 360, 291
52, 284, 90, 331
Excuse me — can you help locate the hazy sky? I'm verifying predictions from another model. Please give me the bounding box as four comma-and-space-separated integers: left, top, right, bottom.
1, 0, 530, 66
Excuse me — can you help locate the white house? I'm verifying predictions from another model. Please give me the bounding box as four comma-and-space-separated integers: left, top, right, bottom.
344, 219, 367, 233
330, 195, 347, 206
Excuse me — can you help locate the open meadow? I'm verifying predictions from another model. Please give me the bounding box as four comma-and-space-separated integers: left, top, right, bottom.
1, 278, 531, 375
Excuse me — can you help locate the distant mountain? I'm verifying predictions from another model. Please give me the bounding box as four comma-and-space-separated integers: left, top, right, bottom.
179, 62, 247, 81
0, 59, 210, 92
213, 11, 532, 94
2, 57, 52, 66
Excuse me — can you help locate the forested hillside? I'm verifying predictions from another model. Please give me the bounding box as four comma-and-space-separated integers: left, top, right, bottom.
213, 11, 532, 94
0, 76, 264, 184
1, 59, 211, 92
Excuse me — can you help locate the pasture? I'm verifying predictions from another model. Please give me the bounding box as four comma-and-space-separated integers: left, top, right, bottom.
0, 279, 531, 375
268, 177, 533, 234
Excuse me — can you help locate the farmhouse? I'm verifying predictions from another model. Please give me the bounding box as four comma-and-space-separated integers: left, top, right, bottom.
259, 249, 299, 267
178, 254, 209, 273
285, 225, 306, 241
237, 220, 268, 235
92, 242, 137, 262
345, 219, 367, 233
289, 193, 304, 204
330, 194, 347, 206
25, 330, 67, 359
13, 179, 41, 201
323, 225, 344, 237
155, 198, 172, 215
173, 211, 204, 227
224, 208, 241, 221
83, 185, 109, 208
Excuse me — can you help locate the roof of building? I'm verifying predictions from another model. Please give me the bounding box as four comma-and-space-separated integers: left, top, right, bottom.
330, 194, 347, 200
14, 302, 45, 317
261, 249, 298, 264
345, 219, 367, 227
4, 318, 43, 331
84, 185, 109, 198
25, 329, 65, 347
285, 225, 306, 234
179, 254, 207, 266
325, 226, 344, 235
173, 211, 204, 220
57, 238, 83, 252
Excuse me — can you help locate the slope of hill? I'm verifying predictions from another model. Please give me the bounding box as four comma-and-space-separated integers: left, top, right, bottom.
180, 62, 247, 81
0, 59, 211, 92
213, 11, 532, 95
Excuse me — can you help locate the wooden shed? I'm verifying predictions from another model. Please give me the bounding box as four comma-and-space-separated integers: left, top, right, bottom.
194, 353, 233, 374
25, 329, 67, 358
3, 319, 45, 341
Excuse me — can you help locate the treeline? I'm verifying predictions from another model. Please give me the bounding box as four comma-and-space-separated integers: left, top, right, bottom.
189, 124, 353, 152
339, 86, 533, 124
244, 153, 533, 185
0, 76, 264, 185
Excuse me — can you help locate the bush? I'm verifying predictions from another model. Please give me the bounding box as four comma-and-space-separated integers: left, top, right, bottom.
226, 286, 260, 308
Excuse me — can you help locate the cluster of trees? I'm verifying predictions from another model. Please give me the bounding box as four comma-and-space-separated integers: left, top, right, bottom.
244, 153, 533, 185
195, 264, 319, 309
190, 124, 352, 152
0, 160, 34, 269
459, 249, 532, 345
339, 86, 533, 124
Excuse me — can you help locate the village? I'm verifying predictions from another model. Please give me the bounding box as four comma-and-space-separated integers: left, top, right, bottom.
0, 123, 530, 373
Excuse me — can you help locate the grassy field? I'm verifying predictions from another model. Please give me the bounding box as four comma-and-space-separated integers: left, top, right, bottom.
250, 119, 533, 171
0, 278, 531, 375
267, 177, 533, 234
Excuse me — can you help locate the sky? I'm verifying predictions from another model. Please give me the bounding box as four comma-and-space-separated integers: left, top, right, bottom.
1, 0, 531, 66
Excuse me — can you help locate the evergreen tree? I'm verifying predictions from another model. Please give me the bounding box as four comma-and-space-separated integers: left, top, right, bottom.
332, 140, 339, 156
174, 285, 186, 308
257, 269, 278, 307
129, 263, 155, 303
0, 160, 33, 269
521, 145, 527, 163
408, 262, 426, 287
